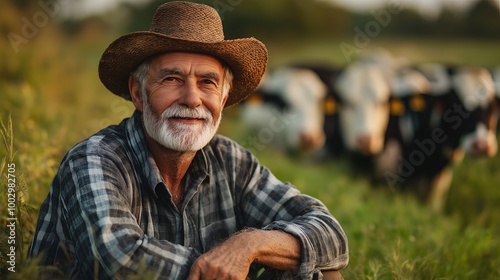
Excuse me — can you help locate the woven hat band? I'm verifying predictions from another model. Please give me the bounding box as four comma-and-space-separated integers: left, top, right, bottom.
150, 1, 224, 42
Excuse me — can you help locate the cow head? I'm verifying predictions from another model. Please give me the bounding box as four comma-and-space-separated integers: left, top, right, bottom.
452, 67, 498, 157
240, 67, 327, 153
335, 62, 391, 155
375, 67, 431, 175
270, 68, 328, 151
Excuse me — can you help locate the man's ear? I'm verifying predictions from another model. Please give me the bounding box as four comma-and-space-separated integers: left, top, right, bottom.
221, 93, 229, 108
129, 75, 144, 112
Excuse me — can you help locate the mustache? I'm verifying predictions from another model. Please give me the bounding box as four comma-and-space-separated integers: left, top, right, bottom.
161, 104, 212, 120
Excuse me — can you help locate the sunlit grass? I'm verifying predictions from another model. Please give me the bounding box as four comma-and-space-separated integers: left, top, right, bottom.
2, 22, 500, 278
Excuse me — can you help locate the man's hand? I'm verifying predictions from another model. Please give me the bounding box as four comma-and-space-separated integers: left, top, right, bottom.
187, 244, 252, 280
187, 229, 301, 280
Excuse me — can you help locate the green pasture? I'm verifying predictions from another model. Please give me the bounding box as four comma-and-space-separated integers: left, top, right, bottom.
1, 26, 500, 279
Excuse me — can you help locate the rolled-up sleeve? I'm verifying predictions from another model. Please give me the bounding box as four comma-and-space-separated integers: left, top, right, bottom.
235, 149, 349, 279
263, 203, 349, 279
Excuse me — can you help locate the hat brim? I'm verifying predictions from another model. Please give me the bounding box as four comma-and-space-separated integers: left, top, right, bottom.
98, 31, 268, 107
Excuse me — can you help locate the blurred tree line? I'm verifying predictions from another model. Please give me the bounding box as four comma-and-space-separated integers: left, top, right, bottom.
2, 0, 499, 53
70, 0, 499, 40
95, 0, 500, 40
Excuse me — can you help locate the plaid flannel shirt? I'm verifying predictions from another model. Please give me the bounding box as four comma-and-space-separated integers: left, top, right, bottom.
28, 111, 348, 279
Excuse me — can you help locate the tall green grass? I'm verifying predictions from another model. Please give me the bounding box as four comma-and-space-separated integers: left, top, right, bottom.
2, 22, 500, 278
1, 116, 38, 275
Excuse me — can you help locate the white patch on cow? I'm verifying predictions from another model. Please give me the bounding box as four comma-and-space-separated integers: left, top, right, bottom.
461, 122, 498, 157
493, 66, 500, 98
452, 67, 495, 111
357, 48, 395, 70
391, 69, 430, 97
335, 62, 391, 155
418, 63, 452, 96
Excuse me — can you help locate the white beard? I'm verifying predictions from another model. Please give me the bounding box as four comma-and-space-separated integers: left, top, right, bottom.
142, 99, 222, 152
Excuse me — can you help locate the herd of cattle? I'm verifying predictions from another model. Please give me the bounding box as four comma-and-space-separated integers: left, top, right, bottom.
239, 49, 500, 211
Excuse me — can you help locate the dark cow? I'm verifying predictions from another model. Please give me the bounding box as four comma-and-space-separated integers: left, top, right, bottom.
375, 68, 434, 179
382, 64, 498, 211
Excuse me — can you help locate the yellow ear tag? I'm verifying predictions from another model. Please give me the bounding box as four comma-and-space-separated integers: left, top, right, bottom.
390, 98, 405, 116
246, 94, 263, 106
323, 97, 337, 115
410, 95, 426, 112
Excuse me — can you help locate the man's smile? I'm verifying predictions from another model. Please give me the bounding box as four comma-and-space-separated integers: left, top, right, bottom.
169, 116, 206, 124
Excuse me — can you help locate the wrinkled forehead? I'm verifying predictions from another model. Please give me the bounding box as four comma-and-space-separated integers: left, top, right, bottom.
149, 52, 225, 75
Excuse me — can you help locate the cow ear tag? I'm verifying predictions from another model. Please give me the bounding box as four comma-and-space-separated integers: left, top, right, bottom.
246, 93, 263, 106
323, 97, 338, 115
390, 98, 405, 115
410, 95, 426, 112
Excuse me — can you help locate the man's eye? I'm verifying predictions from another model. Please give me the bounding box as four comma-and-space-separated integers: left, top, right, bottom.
163, 77, 177, 82
202, 79, 216, 85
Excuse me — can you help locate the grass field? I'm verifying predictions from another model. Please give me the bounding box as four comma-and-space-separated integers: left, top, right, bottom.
1, 25, 500, 278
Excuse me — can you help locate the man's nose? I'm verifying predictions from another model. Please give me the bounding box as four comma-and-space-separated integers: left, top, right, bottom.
178, 80, 202, 108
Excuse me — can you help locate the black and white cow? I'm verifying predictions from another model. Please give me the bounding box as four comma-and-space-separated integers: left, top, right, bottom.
334, 60, 392, 156
335, 53, 431, 176
239, 66, 329, 156
375, 67, 433, 178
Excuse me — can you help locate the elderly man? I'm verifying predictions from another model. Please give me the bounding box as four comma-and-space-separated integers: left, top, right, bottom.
28, 1, 348, 279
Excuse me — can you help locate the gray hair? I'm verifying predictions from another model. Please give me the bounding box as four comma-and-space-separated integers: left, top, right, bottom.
131, 58, 233, 100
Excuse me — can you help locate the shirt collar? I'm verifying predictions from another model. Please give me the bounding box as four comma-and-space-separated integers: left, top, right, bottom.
125, 110, 210, 197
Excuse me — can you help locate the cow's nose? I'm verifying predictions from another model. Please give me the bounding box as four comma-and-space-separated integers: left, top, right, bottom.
471, 140, 495, 157
299, 132, 324, 150
356, 135, 373, 155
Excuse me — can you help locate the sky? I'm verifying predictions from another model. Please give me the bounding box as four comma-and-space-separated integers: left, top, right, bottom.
60, 0, 149, 18
62, 0, 493, 19
324, 0, 485, 19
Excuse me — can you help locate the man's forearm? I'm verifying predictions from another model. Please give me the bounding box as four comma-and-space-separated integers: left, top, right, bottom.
187, 229, 301, 279
242, 229, 301, 270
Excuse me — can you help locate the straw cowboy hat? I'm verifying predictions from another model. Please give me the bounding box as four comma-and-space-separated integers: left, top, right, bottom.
98, 1, 268, 107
